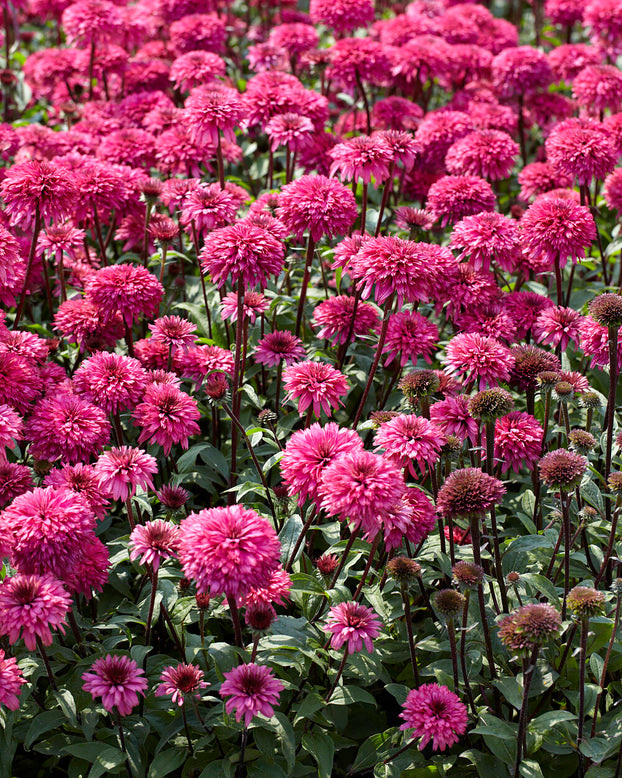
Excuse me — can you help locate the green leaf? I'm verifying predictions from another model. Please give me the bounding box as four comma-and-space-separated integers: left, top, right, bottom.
88, 747, 127, 778
519, 760, 545, 778
302, 731, 335, 778
529, 711, 577, 735
278, 514, 304, 566
328, 685, 377, 707
146, 749, 187, 778
270, 713, 296, 773
384, 683, 409, 706
25, 710, 64, 750
290, 573, 327, 597
62, 742, 121, 763
53, 689, 78, 727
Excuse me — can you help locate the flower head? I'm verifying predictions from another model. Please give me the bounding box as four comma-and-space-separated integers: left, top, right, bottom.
545, 120, 617, 186
129, 520, 180, 571
82, 654, 147, 717
444, 333, 514, 390
178, 505, 281, 601
309, 0, 374, 34
254, 331, 305, 367
0, 649, 26, 710
85, 264, 163, 327
494, 412, 544, 474
589, 293, 622, 327
276, 175, 358, 242
283, 361, 348, 418
312, 296, 380, 346
533, 306, 582, 351
432, 589, 466, 622
436, 468, 505, 519
73, 352, 148, 416
94, 447, 157, 502
400, 684, 468, 751
539, 449, 587, 491
1, 160, 78, 229
446, 130, 518, 181
0, 573, 70, 651
567, 586, 606, 620
132, 383, 200, 455
155, 663, 208, 707
325, 601, 382, 653
219, 663, 284, 727
452, 561, 485, 591
375, 414, 445, 477
468, 388, 514, 423
426, 175, 496, 227
498, 603, 562, 656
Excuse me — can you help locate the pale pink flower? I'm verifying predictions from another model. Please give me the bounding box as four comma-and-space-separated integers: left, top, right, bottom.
155, 663, 208, 707
129, 520, 180, 571
325, 601, 382, 653
94, 447, 157, 501
283, 361, 349, 417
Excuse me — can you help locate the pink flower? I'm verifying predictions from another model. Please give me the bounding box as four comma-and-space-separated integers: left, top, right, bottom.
319, 450, 405, 540
382, 311, 439, 367
276, 175, 358, 242
584, 0, 622, 55
573, 64, 622, 114
1, 486, 95, 580
280, 422, 363, 505
352, 237, 452, 307
533, 306, 581, 351
0, 649, 26, 710
0, 353, 41, 416
545, 119, 617, 186
309, 0, 374, 34
0, 573, 70, 651
85, 264, 164, 327
518, 162, 573, 202
0, 405, 22, 455
426, 175, 496, 227
219, 663, 284, 727
505, 291, 555, 340
24, 391, 111, 465
375, 415, 445, 477
1, 160, 78, 230
494, 411, 544, 474
54, 298, 124, 352
325, 601, 382, 653
245, 565, 292, 609
82, 654, 147, 717
491, 46, 552, 98
445, 130, 519, 181
436, 468, 505, 519
200, 223, 284, 291
149, 316, 196, 352
73, 352, 148, 416
95, 447, 157, 501
520, 197, 596, 271
266, 113, 314, 153
62, 0, 122, 45
0, 463, 34, 509
185, 85, 246, 146
44, 463, 110, 522
400, 684, 468, 751
313, 296, 380, 346
129, 520, 180, 571
178, 505, 281, 601
221, 291, 270, 324
329, 136, 393, 184
450, 212, 520, 273
254, 331, 305, 367
65, 536, 110, 599
430, 396, 479, 444
181, 344, 234, 384
155, 663, 208, 707
579, 316, 622, 369
171, 51, 226, 92
132, 383, 200, 455
180, 183, 238, 235
283, 361, 349, 418
383, 487, 437, 550
444, 333, 514, 389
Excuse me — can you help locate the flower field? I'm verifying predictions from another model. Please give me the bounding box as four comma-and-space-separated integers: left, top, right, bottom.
1, 0, 622, 775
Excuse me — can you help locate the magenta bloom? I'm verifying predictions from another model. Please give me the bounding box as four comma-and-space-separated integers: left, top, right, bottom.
450, 212, 520, 273
520, 197, 596, 271
254, 331, 305, 367
155, 663, 208, 707
185, 85, 246, 146
0, 462, 33, 509
329, 136, 393, 185
545, 120, 617, 186
491, 46, 552, 98
280, 422, 363, 505
82, 654, 147, 717
24, 392, 111, 465
266, 113, 314, 153
430, 396, 479, 444
309, 0, 374, 34
180, 184, 238, 235
352, 237, 452, 307
1, 486, 95, 580
0, 573, 70, 651
1, 160, 78, 229
533, 306, 581, 351
579, 316, 622, 370
221, 291, 270, 324
149, 316, 196, 352
325, 601, 382, 654
0, 649, 26, 710
313, 296, 380, 346
445, 130, 519, 182
375, 415, 445, 477
276, 175, 358, 242
573, 64, 622, 114
73, 352, 148, 416
436, 468, 505, 519
44, 463, 110, 522
200, 223, 284, 291
382, 311, 439, 367
444, 333, 515, 389
85, 264, 164, 327
426, 175, 496, 227
178, 505, 281, 601
0, 404, 22, 454
54, 298, 124, 353
132, 383, 200, 455
283, 361, 349, 418
400, 684, 468, 751
0, 353, 40, 416
66, 536, 110, 600
245, 565, 292, 609
494, 411, 544, 474
129, 520, 180, 571
383, 487, 437, 550
171, 51, 226, 92
219, 663, 284, 727
319, 450, 405, 540
94, 447, 157, 501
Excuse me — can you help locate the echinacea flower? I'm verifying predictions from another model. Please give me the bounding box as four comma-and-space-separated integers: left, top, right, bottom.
155, 663, 208, 707
436, 468, 505, 519
533, 306, 582, 351
129, 520, 180, 571
374, 414, 445, 477
1, 159, 78, 230
94, 447, 157, 502
498, 603, 562, 655
82, 654, 147, 717
283, 361, 349, 418
0, 573, 70, 651
312, 296, 380, 346
444, 332, 514, 389
178, 505, 281, 602
254, 331, 305, 367
85, 264, 164, 327
539, 449, 587, 491
399, 683, 468, 751
132, 383, 200, 455
493, 411, 544, 474
325, 601, 382, 653
73, 352, 148, 416
219, 663, 284, 726
276, 175, 358, 242
0, 649, 26, 710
